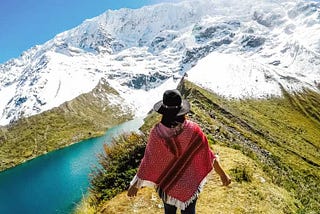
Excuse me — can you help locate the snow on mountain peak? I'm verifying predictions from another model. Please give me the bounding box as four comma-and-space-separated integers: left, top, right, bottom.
1, 0, 320, 125
187, 52, 283, 98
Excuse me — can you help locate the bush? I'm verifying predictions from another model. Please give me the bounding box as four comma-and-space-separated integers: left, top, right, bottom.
89, 132, 147, 205
230, 165, 253, 183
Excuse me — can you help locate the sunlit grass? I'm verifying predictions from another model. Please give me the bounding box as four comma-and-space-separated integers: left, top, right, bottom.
96, 145, 297, 214
74, 194, 97, 214
79, 80, 319, 213
181, 80, 320, 212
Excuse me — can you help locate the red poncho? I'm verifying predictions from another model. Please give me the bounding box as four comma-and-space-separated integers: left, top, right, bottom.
136, 120, 216, 207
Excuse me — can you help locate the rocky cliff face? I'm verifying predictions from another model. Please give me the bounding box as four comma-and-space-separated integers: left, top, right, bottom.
1, 0, 320, 125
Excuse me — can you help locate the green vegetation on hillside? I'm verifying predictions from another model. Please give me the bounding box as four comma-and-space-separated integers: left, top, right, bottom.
179, 80, 320, 213
93, 145, 297, 214
81, 80, 319, 213
0, 80, 133, 171
90, 132, 147, 204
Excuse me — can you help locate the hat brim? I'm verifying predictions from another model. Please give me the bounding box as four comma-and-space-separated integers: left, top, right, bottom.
153, 99, 190, 116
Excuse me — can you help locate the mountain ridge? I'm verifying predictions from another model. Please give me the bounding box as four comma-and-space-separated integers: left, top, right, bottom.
1, 0, 320, 126
0, 79, 132, 171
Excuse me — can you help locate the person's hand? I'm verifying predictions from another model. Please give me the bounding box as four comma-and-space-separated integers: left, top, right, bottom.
220, 173, 231, 186
127, 185, 139, 197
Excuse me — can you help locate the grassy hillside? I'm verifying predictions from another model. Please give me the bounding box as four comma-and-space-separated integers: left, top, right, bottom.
179, 80, 320, 213
0, 79, 133, 171
94, 145, 297, 214
78, 79, 320, 214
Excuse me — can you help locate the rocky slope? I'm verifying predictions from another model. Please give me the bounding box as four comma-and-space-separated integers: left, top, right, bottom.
1, 0, 320, 126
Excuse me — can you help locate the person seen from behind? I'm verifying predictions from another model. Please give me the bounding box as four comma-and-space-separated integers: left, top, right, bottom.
127, 89, 231, 214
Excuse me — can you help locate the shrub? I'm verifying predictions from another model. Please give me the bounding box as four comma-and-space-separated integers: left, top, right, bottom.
89, 132, 147, 205
230, 165, 253, 183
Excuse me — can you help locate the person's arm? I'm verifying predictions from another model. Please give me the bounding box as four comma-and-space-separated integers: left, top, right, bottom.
213, 158, 231, 186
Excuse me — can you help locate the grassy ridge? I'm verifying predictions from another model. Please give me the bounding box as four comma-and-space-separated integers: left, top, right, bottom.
180, 80, 320, 212
0, 80, 133, 171
80, 80, 319, 213
97, 145, 297, 214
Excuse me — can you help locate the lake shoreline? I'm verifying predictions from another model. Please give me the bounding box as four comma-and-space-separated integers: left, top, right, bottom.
0, 117, 144, 214
0, 128, 108, 173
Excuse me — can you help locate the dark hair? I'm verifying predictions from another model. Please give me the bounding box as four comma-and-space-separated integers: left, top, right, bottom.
161, 114, 186, 128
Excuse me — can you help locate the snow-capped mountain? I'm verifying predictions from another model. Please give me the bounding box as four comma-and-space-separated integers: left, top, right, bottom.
1, 0, 320, 125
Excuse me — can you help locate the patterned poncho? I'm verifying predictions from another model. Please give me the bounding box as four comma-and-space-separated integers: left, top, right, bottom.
135, 120, 216, 209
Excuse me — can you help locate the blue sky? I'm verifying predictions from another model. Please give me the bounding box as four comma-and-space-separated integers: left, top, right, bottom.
0, 0, 181, 64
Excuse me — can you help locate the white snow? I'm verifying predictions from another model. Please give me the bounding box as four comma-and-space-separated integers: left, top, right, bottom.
0, 84, 17, 125
116, 77, 181, 117
187, 53, 283, 98
0, 0, 320, 125
40, 52, 102, 111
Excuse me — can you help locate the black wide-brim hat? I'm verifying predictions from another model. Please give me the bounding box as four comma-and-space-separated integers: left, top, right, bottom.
153, 89, 190, 116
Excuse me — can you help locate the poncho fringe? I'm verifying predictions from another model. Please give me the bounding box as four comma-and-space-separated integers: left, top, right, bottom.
130, 175, 208, 210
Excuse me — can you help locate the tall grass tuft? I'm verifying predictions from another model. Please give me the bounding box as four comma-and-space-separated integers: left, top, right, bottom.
89, 132, 147, 205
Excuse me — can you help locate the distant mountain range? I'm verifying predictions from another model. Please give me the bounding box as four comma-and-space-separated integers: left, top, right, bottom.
1, 0, 320, 125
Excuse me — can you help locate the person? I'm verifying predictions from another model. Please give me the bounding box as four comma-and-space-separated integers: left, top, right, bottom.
127, 89, 231, 214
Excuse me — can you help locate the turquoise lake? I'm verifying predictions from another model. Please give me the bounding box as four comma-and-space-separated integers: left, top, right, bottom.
0, 118, 144, 214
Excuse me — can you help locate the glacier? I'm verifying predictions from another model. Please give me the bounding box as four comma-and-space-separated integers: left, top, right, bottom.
0, 0, 320, 125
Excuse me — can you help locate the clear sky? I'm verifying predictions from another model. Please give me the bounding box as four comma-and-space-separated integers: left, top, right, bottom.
0, 0, 182, 64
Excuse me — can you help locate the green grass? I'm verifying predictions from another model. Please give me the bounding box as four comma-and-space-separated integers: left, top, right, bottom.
82, 79, 319, 213
88, 145, 298, 214
179, 80, 320, 213
0, 80, 133, 171
3, 77, 316, 213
